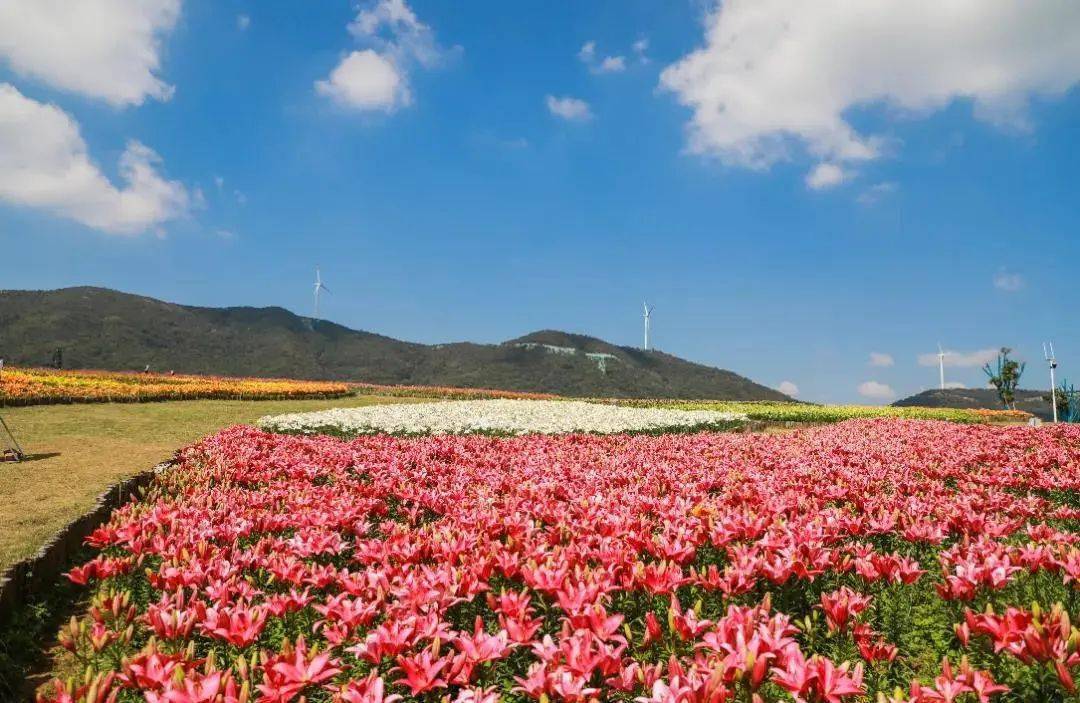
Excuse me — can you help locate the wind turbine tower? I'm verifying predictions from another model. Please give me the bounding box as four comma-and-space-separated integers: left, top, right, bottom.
643, 302, 653, 352
312, 267, 330, 322
938, 343, 946, 390
1044, 342, 1059, 423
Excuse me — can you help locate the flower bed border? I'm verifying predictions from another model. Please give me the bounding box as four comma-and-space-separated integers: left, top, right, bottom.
0, 461, 170, 624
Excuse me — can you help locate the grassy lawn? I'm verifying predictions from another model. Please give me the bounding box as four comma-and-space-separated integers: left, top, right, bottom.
0, 394, 411, 571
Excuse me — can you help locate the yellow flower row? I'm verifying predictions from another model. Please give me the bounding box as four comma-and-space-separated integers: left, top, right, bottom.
0, 367, 352, 406
609, 399, 1030, 424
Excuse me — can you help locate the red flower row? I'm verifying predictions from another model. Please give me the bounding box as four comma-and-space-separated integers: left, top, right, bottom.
44, 419, 1080, 702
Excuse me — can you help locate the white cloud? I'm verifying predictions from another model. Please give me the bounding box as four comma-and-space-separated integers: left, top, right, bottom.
633, 38, 650, 63
316, 50, 407, 112
348, 0, 450, 68
856, 181, 898, 205
869, 352, 894, 367
660, 1, 1080, 176
598, 56, 626, 73
918, 348, 1000, 368
805, 162, 846, 190
0, 0, 180, 106
578, 41, 596, 64
318, 0, 453, 112
546, 95, 592, 121
237, 14, 251, 31
0, 84, 189, 234
578, 40, 627, 74
777, 380, 799, 397
944, 381, 967, 389
858, 380, 896, 400
352, 0, 421, 35
993, 270, 1025, 292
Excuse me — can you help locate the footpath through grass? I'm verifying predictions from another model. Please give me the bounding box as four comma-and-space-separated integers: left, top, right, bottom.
0, 394, 413, 572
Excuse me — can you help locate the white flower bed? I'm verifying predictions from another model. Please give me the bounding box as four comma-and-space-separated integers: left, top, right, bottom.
258, 399, 747, 436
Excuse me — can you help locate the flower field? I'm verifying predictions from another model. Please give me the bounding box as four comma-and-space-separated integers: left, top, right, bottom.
0, 367, 352, 406
258, 399, 748, 437
45, 419, 1080, 702
0, 367, 1034, 428
611, 400, 1030, 425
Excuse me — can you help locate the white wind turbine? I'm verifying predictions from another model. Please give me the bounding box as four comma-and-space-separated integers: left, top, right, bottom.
938, 343, 946, 390
312, 266, 330, 322
643, 301, 653, 351
1044, 342, 1058, 423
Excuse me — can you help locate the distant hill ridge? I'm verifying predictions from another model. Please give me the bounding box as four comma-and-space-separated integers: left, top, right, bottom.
893, 388, 1052, 420
0, 287, 792, 401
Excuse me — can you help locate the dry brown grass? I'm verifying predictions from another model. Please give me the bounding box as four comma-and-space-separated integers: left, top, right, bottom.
0, 394, 413, 571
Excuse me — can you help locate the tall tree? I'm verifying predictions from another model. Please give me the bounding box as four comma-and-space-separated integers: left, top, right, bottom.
983, 347, 1025, 410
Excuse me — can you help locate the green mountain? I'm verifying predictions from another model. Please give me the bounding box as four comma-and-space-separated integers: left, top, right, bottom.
892, 388, 1051, 420
0, 287, 792, 401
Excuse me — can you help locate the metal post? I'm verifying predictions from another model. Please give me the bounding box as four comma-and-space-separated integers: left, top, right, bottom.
1045, 342, 1059, 424
1050, 362, 1058, 423
938, 344, 945, 390
643, 302, 652, 352
0, 413, 25, 461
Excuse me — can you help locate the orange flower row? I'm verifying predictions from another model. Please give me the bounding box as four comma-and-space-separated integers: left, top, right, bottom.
0, 367, 352, 406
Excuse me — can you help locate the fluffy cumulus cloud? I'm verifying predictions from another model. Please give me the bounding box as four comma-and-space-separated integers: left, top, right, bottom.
316, 50, 407, 112
993, 270, 1025, 292
858, 380, 896, 400
777, 380, 799, 397
918, 348, 1000, 368
805, 163, 846, 190
318, 0, 453, 112
660, 1, 1080, 175
869, 352, 894, 367
0, 84, 189, 234
546, 95, 592, 121
0, 0, 180, 106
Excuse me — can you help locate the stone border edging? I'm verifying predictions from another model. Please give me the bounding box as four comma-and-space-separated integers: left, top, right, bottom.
0, 461, 171, 624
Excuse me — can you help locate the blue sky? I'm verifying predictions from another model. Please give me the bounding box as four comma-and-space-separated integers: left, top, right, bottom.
1, 1, 1079, 404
